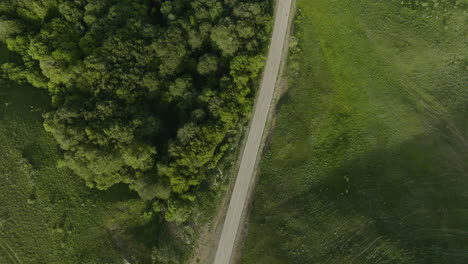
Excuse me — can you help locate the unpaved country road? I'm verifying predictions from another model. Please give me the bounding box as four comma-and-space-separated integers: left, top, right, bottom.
213, 0, 294, 263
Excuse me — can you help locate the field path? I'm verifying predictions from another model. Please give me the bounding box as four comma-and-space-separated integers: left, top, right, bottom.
213, 0, 294, 263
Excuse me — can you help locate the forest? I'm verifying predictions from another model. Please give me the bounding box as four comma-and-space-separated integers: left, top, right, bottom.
0, 0, 272, 224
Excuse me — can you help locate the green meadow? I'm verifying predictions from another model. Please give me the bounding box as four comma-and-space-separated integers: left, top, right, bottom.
242, 0, 467, 263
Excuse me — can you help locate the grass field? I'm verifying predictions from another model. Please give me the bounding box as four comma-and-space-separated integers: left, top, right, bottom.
242, 0, 468, 263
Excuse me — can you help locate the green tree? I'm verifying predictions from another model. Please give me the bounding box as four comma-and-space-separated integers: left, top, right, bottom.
211, 22, 240, 57
197, 54, 218, 75
0, 18, 22, 41
165, 199, 191, 224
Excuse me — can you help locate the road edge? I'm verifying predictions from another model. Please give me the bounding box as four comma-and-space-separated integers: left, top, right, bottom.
229, 1, 298, 262
212, 0, 296, 263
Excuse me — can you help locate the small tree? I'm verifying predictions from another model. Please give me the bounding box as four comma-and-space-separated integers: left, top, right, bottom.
197, 54, 218, 75
164, 199, 191, 224
0, 18, 22, 41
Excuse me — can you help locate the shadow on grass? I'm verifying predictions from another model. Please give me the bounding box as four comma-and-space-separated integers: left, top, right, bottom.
268, 120, 468, 264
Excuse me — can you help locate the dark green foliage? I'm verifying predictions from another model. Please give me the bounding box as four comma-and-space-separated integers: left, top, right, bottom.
0, 0, 272, 223
0, 18, 23, 40
197, 54, 218, 75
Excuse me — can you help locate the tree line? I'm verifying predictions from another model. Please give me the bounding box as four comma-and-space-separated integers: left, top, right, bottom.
0, 0, 272, 223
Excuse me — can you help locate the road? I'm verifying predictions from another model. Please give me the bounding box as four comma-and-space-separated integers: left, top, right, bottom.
213, 0, 294, 263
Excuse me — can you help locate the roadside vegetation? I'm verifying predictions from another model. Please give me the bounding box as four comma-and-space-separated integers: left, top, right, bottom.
0, 0, 272, 263
242, 0, 467, 263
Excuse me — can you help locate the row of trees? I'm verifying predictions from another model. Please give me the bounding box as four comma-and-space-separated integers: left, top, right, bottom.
0, 0, 272, 223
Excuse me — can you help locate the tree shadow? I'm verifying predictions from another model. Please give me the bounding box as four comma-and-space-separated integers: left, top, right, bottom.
94, 183, 140, 202
271, 121, 468, 263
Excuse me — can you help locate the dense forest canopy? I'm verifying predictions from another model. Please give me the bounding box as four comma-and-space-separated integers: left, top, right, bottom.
0, 0, 272, 223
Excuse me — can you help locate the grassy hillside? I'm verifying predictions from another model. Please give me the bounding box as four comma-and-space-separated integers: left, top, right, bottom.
242, 0, 467, 263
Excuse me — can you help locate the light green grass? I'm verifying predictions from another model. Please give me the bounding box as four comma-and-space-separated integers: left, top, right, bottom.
242, 0, 467, 263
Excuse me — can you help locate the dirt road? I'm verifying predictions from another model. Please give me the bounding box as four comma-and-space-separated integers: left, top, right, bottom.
213, 0, 294, 263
